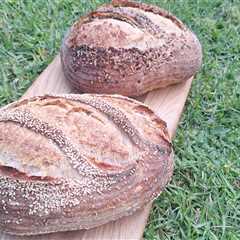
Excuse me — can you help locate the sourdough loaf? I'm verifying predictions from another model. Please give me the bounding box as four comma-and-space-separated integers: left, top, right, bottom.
0, 94, 173, 235
61, 0, 202, 96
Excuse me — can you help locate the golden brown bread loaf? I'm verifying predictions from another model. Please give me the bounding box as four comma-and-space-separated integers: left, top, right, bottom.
0, 94, 173, 235
61, 0, 202, 96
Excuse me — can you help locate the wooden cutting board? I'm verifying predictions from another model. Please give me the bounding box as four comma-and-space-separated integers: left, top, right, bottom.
0, 55, 193, 240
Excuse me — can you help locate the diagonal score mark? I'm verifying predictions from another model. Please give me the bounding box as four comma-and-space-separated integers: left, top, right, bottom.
0, 108, 136, 178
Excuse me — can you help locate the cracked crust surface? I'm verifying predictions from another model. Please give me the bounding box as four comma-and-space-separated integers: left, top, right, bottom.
61, 0, 202, 96
0, 94, 173, 235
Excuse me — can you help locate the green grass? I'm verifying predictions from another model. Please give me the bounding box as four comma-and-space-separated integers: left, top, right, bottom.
0, 0, 239, 239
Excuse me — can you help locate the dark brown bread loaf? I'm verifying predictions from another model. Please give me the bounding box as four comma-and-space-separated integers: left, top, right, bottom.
61, 0, 202, 96
0, 94, 173, 235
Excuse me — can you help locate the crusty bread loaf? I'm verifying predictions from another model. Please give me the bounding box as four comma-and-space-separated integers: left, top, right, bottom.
0, 94, 173, 235
61, 0, 202, 96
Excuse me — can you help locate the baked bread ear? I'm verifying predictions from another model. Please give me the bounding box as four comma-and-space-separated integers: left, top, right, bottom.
0, 94, 173, 235
61, 0, 202, 96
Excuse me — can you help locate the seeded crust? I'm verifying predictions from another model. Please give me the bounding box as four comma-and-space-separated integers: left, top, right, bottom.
0, 94, 173, 235
61, 0, 202, 96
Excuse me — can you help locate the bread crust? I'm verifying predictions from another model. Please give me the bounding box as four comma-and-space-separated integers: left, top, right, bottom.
61, 0, 202, 96
0, 94, 173, 235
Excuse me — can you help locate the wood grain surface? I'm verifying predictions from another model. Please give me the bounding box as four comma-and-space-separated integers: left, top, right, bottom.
0, 55, 193, 240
